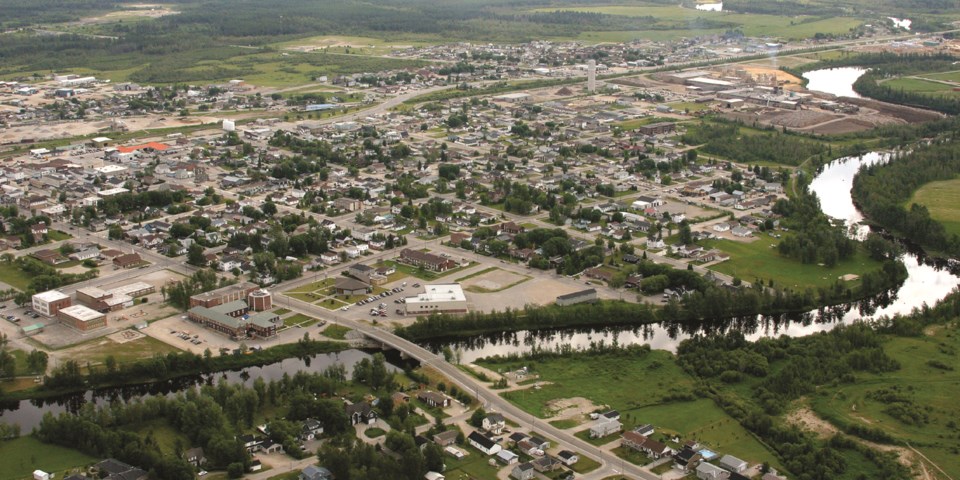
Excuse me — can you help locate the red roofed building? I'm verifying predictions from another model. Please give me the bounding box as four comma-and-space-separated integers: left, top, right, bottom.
116, 142, 170, 154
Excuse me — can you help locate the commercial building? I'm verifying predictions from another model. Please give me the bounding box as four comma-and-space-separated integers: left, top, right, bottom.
77, 282, 155, 312
187, 300, 279, 338
32, 290, 72, 317
189, 282, 259, 308
399, 249, 456, 272
247, 289, 273, 311
335, 277, 371, 296
112, 253, 143, 269
403, 283, 468, 316
58, 305, 107, 331
555, 289, 598, 306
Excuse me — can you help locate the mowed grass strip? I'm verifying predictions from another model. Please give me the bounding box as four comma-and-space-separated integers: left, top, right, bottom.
906, 177, 960, 237
0, 436, 96, 480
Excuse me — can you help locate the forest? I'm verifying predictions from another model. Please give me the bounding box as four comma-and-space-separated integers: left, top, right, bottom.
852, 139, 960, 256
681, 121, 829, 166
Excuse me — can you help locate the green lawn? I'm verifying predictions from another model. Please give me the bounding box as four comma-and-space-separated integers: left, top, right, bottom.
882, 77, 960, 97
548, 418, 581, 430
611, 446, 656, 467
443, 450, 501, 480
64, 334, 182, 366
364, 427, 386, 438
47, 230, 72, 242
127, 419, 191, 456
0, 262, 32, 290
569, 455, 601, 474
921, 70, 960, 83
808, 325, 960, 480
8, 349, 44, 376
455, 267, 499, 282
322, 324, 351, 340
273, 308, 291, 315
702, 236, 881, 291
283, 313, 317, 327
906, 177, 960, 237
0, 436, 96, 480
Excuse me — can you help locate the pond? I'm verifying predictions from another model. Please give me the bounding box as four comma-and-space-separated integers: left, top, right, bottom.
802, 67, 868, 98
426, 153, 960, 363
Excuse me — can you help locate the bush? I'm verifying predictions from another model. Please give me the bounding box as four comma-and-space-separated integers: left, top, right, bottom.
227, 462, 245, 478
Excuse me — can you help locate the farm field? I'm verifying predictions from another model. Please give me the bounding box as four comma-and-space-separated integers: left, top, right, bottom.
906, 177, 960, 237
882, 77, 960, 97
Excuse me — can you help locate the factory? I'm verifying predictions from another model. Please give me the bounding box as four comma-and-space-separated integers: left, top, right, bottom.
403, 283, 468, 316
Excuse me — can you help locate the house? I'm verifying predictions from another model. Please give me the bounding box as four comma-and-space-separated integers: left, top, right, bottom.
250, 459, 263, 472
482, 413, 506, 434
418, 390, 451, 408
634, 424, 654, 437
589, 417, 622, 438
335, 277, 371, 296
674, 446, 703, 471
731, 225, 752, 238
510, 463, 535, 480
392, 392, 411, 405
531, 456, 560, 473
184, 447, 205, 467
697, 462, 729, 480
467, 431, 501, 455
433, 429, 459, 447
262, 441, 284, 454
424, 472, 445, 480
239, 434, 263, 452
557, 450, 579, 466
508, 432, 529, 446
601, 410, 620, 421
346, 401, 378, 425
113, 253, 143, 268
301, 418, 324, 441
517, 439, 542, 456
641, 438, 673, 459
320, 251, 340, 265
95, 459, 148, 480
496, 449, 519, 465
719, 454, 748, 473
333, 197, 362, 212
299, 465, 333, 480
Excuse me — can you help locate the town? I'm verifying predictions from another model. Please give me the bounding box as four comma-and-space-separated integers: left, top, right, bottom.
0, 3, 959, 480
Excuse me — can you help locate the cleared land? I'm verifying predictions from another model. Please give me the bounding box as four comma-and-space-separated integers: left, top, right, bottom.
0, 436, 95, 480
702, 236, 881, 290
807, 324, 960, 480
906, 177, 960, 238
882, 77, 960, 98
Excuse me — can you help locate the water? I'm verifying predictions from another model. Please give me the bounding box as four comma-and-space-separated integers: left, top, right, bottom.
0, 349, 406, 432
889, 17, 912, 30
803, 67, 868, 98
428, 153, 960, 364
695, 2, 723, 12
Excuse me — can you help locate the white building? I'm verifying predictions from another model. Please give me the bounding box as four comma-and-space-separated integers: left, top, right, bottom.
403, 283, 468, 316
32, 290, 71, 317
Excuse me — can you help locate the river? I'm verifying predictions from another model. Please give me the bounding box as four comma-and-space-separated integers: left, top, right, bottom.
427, 152, 960, 363
3, 154, 958, 431
0, 349, 409, 432
803, 67, 868, 98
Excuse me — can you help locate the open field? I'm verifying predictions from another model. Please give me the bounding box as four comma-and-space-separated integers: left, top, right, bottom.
443, 449, 500, 480
533, 6, 862, 40
882, 77, 960, 98
702, 236, 880, 290
276, 34, 434, 55
906, 177, 960, 237
321, 324, 351, 340
0, 436, 96, 480
0, 262, 33, 291
283, 313, 318, 328
127, 419, 191, 456
61, 334, 182, 366
921, 70, 960, 83
808, 324, 960, 480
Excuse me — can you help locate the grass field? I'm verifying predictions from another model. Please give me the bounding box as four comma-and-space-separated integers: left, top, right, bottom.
569, 455, 601, 474
0, 436, 96, 480
882, 77, 960, 97
322, 324, 351, 340
8, 349, 44, 376
364, 427, 386, 438
906, 177, 960, 237
701, 236, 881, 290
379, 260, 478, 281
443, 450, 501, 480
64, 334, 181, 366
808, 324, 960, 480
283, 313, 317, 327
127, 419, 191, 456
920, 70, 960, 83
533, 6, 861, 41
0, 262, 32, 291
455, 266, 499, 282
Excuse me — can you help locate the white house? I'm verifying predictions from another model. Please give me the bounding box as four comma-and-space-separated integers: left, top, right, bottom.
467, 431, 501, 456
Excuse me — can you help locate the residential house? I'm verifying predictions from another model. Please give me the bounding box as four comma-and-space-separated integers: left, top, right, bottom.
496, 449, 519, 465
482, 413, 506, 435
113, 253, 143, 269
433, 430, 458, 447
184, 447, 205, 467
346, 401, 378, 425
467, 431, 501, 456
719, 455, 748, 473
557, 450, 579, 466
417, 390, 451, 408
674, 446, 703, 471
531, 456, 560, 473
510, 463, 535, 480
301, 418, 324, 441
96, 459, 148, 480
696, 462, 729, 480
299, 465, 333, 480
589, 417, 622, 438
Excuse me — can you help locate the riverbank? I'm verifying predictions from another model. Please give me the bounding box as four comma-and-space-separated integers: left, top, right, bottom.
2, 338, 349, 401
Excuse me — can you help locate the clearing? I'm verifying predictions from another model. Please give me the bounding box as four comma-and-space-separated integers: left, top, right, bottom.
906, 177, 960, 237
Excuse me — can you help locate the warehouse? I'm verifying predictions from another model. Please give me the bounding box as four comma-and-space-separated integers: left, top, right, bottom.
555, 289, 598, 307
403, 283, 468, 316
58, 305, 107, 331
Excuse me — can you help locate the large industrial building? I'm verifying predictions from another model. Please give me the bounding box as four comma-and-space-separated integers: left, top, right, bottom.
556, 289, 598, 306
403, 283, 468, 316
32, 290, 72, 317
58, 304, 107, 331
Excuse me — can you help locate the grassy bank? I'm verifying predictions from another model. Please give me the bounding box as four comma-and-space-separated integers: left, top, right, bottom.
0, 436, 95, 480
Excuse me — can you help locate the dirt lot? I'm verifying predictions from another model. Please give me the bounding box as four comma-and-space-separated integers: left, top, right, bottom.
467, 272, 581, 312
544, 397, 604, 420
0, 114, 220, 144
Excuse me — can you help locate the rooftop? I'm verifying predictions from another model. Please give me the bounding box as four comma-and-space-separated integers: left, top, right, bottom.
407, 283, 466, 304
59, 304, 105, 322
33, 290, 70, 302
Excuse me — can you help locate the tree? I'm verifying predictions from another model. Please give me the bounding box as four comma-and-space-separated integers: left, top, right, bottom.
187, 243, 207, 267
468, 407, 486, 428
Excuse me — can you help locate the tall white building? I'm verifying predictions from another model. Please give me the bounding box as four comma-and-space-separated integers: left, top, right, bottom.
587, 59, 597, 93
